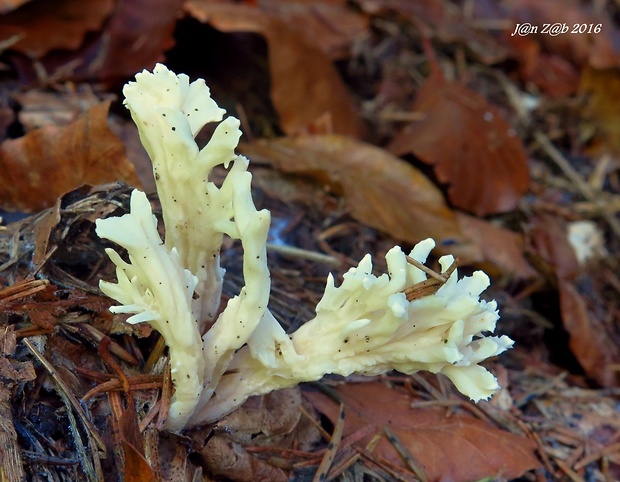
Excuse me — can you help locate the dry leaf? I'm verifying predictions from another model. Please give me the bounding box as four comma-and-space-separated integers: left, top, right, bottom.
81, 0, 182, 80
14, 90, 103, 132
120, 400, 156, 482
580, 67, 620, 157
0, 0, 115, 58
200, 436, 288, 482
526, 214, 579, 282
457, 212, 538, 280
184, 1, 366, 138
122, 440, 156, 482
389, 72, 530, 216
0, 100, 140, 212
241, 135, 480, 261
527, 215, 620, 387
559, 280, 620, 387
4, 0, 181, 83
305, 383, 540, 481
257, 0, 369, 60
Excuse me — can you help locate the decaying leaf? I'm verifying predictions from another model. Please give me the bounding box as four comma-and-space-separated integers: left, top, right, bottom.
242, 135, 480, 261
184, 1, 366, 138
14, 90, 104, 132
305, 382, 540, 481
79, 0, 182, 80
527, 215, 620, 387
196, 388, 317, 482
3, 0, 181, 83
257, 0, 369, 60
0, 100, 140, 212
457, 212, 538, 280
122, 440, 156, 482
388, 71, 530, 216
559, 281, 620, 387
0, 0, 115, 58
580, 67, 620, 157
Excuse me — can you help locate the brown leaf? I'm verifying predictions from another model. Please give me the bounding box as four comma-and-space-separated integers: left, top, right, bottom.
257, 0, 369, 60
305, 383, 540, 481
242, 135, 479, 261
580, 67, 620, 157
200, 435, 288, 482
14, 90, 103, 132
559, 280, 620, 387
122, 440, 156, 482
526, 215, 620, 387
120, 399, 156, 482
388, 72, 530, 216
457, 212, 538, 280
184, 1, 366, 138
5, 0, 181, 83
526, 214, 579, 282
0, 0, 115, 58
83, 0, 182, 80
0, 100, 140, 212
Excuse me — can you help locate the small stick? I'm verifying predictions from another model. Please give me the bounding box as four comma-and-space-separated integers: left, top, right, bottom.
535, 131, 620, 238
23, 339, 106, 453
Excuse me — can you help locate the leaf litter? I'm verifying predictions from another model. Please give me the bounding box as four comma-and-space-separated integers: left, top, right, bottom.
1, 0, 620, 481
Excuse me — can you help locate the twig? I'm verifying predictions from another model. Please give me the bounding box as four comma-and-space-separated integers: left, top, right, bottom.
267, 243, 341, 267
24, 339, 105, 481
312, 402, 345, 482
573, 442, 620, 471
23, 339, 106, 454
0, 279, 49, 303
534, 131, 620, 238
384, 427, 428, 482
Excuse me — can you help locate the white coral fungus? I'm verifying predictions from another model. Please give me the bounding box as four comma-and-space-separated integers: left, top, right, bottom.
96, 64, 513, 431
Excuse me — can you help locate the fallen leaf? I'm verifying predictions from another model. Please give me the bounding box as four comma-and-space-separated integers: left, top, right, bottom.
200, 435, 288, 482
14, 90, 103, 132
122, 440, 156, 482
257, 0, 369, 60
580, 66, 620, 157
526, 214, 579, 282
456, 212, 538, 280
120, 395, 156, 482
505, 28, 581, 97
32, 201, 61, 268
241, 135, 480, 261
4, 0, 181, 83
304, 382, 540, 481
184, 1, 366, 137
80, 0, 182, 80
197, 388, 311, 482
0, 100, 140, 212
0, 0, 115, 58
526, 215, 620, 387
559, 280, 620, 387
388, 71, 530, 216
